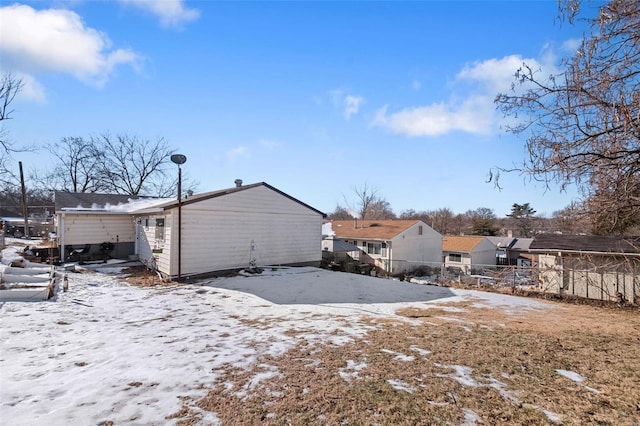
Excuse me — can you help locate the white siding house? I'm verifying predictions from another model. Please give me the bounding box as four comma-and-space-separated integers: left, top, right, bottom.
330, 220, 442, 274
54, 191, 143, 261
133, 183, 325, 278
56, 183, 324, 279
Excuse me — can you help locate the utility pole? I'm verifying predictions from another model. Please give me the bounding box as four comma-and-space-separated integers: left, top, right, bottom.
19, 161, 28, 238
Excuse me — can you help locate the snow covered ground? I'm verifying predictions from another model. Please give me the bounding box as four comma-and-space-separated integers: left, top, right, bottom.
1, 242, 559, 425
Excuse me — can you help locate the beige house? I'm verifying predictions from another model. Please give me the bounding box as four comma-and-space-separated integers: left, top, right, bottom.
442, 235, 497, 274
329, 219, 442, 274
529, 235, 640, 304
56, 182, 325, 279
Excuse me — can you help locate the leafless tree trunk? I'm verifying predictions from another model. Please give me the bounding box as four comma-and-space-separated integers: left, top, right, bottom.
93, 133, 174, 196
0, 73, 24, 185
32, 137, 105, 193
495, 0, 640, 234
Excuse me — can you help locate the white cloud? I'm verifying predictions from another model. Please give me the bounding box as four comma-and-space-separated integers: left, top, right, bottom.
258, 139, 282, 150
372, 97, 493, 137
118, 0, 200, 28
344, 95, 364, 120
0, 4, 141, 90
17, 73, 46, 103
226, 146, 249, 163
329, 89, 365, 121
373, 54, 554, 137
561, 38, 582, 53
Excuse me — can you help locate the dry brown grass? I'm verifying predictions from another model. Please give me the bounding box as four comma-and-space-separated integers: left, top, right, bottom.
169, 298, 640, 425
119, 265, 173, 287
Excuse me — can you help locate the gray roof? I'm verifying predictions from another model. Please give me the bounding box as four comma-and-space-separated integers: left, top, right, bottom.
55, 183, 326, 218
54, 191, 137, 212
486, 237, 533, 251
529, 235, 640, 254
140, 182, 326, 217
329, 238, 360, 252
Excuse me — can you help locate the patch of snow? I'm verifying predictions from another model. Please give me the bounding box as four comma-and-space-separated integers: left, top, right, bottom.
460, 408, 483, 425
434, 364, 478, 387
409, 345, 431, 357
541, 409, 563, 423
380, 349, 415, 362
236, 364, 281, 399
555, 369, 585, 383
339, 359, 367, 383
321, 222, 335, 236
488, 377, 520, 403
437, 289, 556, 314
584, 386, 601, 394
386, 379, 415, 394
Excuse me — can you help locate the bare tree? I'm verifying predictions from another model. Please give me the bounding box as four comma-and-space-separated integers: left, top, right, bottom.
494, 0, 640, 234
551, 201, 590, 235
367, 199, 396, 220
93, 133, 175, 196
0, 73, 24, 185
327, 205, 355, 220
32, 137, 105, 193
344, 182, 392, 220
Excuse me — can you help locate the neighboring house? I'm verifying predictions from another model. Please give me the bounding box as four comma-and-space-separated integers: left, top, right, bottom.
54, 191, 147, 261
486, 236, 534, 266
529, 234, 640, 304
329, 220, 442, 274
442, 236, 496, 274
55, 182, 325, 279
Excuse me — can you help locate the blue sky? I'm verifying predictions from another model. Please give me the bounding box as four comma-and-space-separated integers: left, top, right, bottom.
1, 0, 592, 217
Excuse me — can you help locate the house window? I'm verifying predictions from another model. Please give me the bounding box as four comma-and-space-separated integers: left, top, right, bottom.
418, 225, 423, 235
144, 218, 149, 228
381, 242, 387, 257
449, 253, 462, 262
155, 218, 165, 241
366, 242, 382, 255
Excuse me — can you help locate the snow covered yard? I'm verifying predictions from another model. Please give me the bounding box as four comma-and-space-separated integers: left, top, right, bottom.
1, 258, 639, 425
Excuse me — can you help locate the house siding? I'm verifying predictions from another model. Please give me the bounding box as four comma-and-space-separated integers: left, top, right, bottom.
535, 253, 639, 304
135, 213, 172, 272
390, 222, 442, 272
61, 213, 135, 245
164, 185, 322, 277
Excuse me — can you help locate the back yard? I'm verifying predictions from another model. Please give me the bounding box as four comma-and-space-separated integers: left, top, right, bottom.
1, 253, 638, 425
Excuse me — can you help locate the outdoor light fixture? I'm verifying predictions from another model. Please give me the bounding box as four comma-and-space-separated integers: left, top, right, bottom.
171, 154, 187, 281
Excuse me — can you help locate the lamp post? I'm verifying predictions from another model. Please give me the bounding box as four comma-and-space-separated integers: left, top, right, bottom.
170, 154, 187, 281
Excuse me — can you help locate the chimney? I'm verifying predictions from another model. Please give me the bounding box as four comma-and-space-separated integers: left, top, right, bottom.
353, 218, 358, 229
507, 229, 513, 238
234, 179, 243, 188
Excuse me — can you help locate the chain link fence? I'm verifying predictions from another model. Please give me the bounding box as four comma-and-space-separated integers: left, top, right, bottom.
321, 252, 640, 305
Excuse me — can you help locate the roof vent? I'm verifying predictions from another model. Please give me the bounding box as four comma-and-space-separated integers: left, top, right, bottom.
234, 179, 243, 187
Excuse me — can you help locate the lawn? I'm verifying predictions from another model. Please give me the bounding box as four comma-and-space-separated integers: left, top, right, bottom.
1, 256, 638, 425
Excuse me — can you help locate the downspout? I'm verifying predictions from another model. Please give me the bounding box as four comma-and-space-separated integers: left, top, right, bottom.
60, 212, 65, 262
134, 217, 139, 256
386, 240, 392, 274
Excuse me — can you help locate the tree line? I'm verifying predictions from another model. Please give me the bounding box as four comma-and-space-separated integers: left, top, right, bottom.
328, 185, 595, 237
